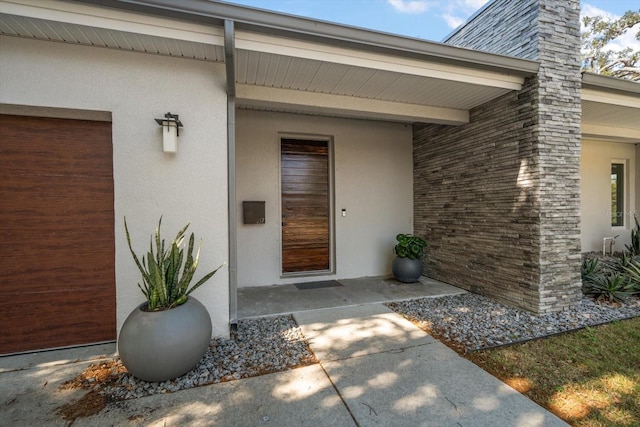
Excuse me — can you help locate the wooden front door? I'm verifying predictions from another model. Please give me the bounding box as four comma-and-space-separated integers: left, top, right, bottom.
281, 139, 331, 273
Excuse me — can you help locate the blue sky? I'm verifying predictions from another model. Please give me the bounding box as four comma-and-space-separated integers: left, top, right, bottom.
225, 0, 639, 42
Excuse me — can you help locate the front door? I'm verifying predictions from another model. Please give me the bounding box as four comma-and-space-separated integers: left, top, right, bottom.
281, 138, 331, 274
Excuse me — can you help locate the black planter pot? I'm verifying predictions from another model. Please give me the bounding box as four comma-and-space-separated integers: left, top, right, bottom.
118, 296, 212, 382
392, 256, 423, 283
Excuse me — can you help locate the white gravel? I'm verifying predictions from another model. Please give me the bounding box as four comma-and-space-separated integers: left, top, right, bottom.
387, 294, 640, 353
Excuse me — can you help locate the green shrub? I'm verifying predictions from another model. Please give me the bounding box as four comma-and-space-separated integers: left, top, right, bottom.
394, 234, 427, 260
125, 217, 224, 311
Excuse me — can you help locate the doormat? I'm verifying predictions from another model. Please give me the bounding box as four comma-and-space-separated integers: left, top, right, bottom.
294, 280, 343, 290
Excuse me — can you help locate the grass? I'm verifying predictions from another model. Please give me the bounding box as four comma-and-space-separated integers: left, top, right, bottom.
466, 317, 640, 427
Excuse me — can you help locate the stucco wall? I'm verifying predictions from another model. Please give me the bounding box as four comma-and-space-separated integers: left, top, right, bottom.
236, 109, 413, 287
581, 139, 638, 252
0, 36, 229, 337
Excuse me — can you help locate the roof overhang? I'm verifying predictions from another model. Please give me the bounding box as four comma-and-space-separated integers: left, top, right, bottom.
581, 73, 640, 143
0, 0, 539, 125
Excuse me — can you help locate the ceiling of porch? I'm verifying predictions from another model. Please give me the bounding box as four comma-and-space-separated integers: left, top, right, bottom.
232, 48, 516, 125
235, 49, 515, 109
581, 75, 640, 143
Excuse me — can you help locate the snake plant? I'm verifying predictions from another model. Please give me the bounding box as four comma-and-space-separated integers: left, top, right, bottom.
125, 217, 223, 311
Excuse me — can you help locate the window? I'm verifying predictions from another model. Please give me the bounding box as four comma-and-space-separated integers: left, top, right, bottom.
611, 162, 624, 227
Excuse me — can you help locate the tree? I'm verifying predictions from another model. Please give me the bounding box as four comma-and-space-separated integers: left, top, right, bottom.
581, 10, 640, 81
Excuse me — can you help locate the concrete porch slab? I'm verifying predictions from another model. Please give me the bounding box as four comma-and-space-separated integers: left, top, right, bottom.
238, 276, 465, 319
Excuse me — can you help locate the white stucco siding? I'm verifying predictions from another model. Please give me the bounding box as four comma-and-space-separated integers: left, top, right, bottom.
580, 139, 638, 252
236, 109, 413, 287
0, 36, 229, 337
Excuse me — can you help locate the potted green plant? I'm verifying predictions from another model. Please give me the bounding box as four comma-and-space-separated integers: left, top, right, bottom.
392, 233, 427, 283
118, 217, 223, 382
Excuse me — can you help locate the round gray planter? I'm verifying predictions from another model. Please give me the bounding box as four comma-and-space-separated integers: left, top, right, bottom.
392, 256, 423, 283
118, 296, 212, 382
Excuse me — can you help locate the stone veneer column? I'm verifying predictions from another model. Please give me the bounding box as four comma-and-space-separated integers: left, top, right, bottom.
533, 0, 582, 311
414, 0, 582, 312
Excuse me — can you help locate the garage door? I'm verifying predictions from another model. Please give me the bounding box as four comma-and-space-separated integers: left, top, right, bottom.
0, 114, 116, 355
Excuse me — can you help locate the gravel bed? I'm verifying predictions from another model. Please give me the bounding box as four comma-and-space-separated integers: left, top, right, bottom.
88, 294, 639, 400
387, 294, 640, 353
100, 315, 317, 400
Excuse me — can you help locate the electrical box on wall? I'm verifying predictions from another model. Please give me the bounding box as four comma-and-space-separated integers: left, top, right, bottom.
243, 201, 265, 224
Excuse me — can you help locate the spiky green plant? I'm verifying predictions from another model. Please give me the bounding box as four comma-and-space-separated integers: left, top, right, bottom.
125, 217, 223, 311
602, 252, 640, 274
582, 272, 635, 304
581, 257, 600, 281
622, 259, 640, 295
626, 214, 640, 256
394, 234, 427, 260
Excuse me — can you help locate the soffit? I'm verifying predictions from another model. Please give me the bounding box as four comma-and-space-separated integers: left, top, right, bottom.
0, 0, 225, 60
582, 101, 640, 129
581, 82, 640, 143
0, 13, 225, 60
235, 49, 514, 111
0, 0, 533, 125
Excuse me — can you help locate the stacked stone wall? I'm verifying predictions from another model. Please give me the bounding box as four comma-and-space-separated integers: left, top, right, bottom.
534, 0, 583, 311
414, 0, 582, 312
414, 82, 542, 311
445, 0, 539, 60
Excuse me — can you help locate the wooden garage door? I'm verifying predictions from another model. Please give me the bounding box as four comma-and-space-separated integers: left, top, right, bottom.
0, 114, 116, 354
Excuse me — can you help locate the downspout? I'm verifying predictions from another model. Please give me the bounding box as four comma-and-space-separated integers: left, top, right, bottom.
225, 19, 238, 332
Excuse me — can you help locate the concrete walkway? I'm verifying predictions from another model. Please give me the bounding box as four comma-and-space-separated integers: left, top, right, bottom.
293, 304, 567, 426
0, 303, 568, 426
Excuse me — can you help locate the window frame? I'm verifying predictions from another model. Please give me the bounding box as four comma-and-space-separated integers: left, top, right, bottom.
611, 160, 626, 228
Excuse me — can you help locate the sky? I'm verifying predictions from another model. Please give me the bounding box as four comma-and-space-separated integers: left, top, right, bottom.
224, 0, 639, 46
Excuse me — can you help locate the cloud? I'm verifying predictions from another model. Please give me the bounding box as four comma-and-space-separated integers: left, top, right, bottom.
443, 14, 465, 29
581, 4, 616, 20
441, 0, 490, 29
462, 0, 489, 9
387, 0, 431, 14
581, 4, 640, 53
606, 23, 640, 53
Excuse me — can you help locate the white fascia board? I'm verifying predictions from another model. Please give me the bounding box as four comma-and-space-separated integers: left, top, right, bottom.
582, 123, 640, 142
0, 0, 224, 45
582, 88, 640, 108
236, 84, 469, 125
235, 30, 524, 91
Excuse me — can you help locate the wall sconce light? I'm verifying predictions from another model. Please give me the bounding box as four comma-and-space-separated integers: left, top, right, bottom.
155, 112, 183, 153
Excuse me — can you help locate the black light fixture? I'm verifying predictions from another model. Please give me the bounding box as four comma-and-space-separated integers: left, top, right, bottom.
155, 112, 183, 153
